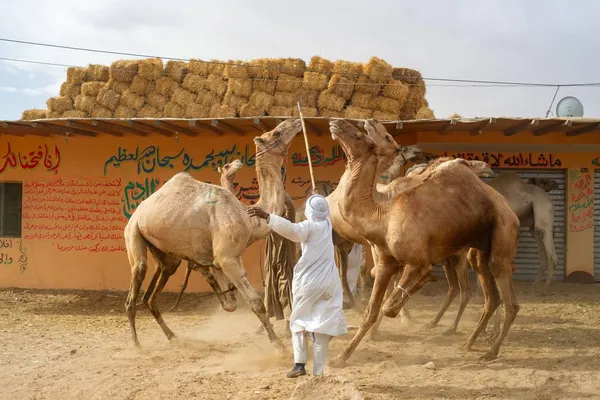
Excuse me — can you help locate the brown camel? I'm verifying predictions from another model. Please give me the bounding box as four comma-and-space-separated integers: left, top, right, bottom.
328, 119, 520, 366
123, 118, 303, 350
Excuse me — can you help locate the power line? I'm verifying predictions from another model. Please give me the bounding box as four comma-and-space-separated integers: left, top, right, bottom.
3, 37, 600, 87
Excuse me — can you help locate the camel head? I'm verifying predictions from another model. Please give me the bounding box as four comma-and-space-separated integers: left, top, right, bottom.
218, 159, 243, 178
253, 118, 302, 158
468, 160, 494, 178
329, 119, 380, 161
529, 177, 559, 193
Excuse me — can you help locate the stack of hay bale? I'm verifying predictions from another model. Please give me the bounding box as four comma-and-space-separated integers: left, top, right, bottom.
21, 56, 434, 121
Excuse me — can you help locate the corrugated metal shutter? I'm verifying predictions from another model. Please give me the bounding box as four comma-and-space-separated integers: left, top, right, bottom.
594, 170, 600, 281
433, 169, 566, 282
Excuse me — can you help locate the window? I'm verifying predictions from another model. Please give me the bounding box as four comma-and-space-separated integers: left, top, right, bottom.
0, 182, 22, 238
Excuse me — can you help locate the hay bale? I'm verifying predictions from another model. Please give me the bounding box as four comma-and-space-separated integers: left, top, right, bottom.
138, 58, 163, 80
303, 72, 329, 91
187, 59, 210, 77
299, 90, 318, 108
392, 68, 424, 85
345, 106, 373, 119
74, 95, 98, 113
224, 60, 250, 79
319, 108, 343, 118
91, 105, 113, 118
46, 96, 73, 113
182, 74, 206, 94
206, 60, 226, 76
382, 79, 409, 103
209, 104, 237, 118
196, 89, 220, 106
223, 93, 247, 112
164, 101, 185, 118
268, 106, 294, 117
185, 102, 211, 118
415, 106, 435, 119
328, 74, 354, 100
130, 75, 151, 96
66, 67, 87, 84
96, 88, 121, 111
206, 74, 228, 98
250, 58, 283, 79
318, 90, 345, 112
355, 76, 382, 96
363, 56, 393, 81
137, 105, 162, 118
373, 110, 399, 121
21, 109, 47, 120
292, 107, 318, 117
449, 113, 462, 119
253, 79, 277, 95
308, 56, 334, 74
239, 104, 265, 118
277, 74, 303, 93
227, 78, 253, 98
120, 90, 145, 111
350, 92, 374, 110
109, 60, 139, 83
282, 58, 306, 77
155, 76, 178, 97
333, 60, 362, 80
114, 105, 137, 118
164, 60, 188, 83
172, 87, 196, 108
59, 82, 82, 100
62, 109, 88, 118
374, 97, 401, 114
274, 91, 301, 108
147, 93, 168, 111
400, 90, 425, 120
107, 79, 129, 95
81, 81, 106, 97
249, 91, 274, 112
85, 64, 110, 82
47, 110, 63, 118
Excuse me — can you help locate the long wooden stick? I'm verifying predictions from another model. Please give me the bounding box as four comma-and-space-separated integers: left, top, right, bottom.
297, 101, 316, 192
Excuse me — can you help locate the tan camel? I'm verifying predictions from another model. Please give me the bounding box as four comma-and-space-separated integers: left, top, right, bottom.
124, 118, 303, 350
328, 119, 520, 366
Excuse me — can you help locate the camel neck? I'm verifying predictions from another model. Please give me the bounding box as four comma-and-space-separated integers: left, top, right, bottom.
255, 155, 285, 215
220, 176, 235, 194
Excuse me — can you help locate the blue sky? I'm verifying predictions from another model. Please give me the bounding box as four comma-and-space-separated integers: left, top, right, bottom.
1, 0, 599, 120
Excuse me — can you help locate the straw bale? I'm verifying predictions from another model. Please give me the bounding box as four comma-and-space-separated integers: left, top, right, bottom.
373, 110, 399, 121
206, 74, 228, 98
319, 108, 343, 118
250, 58, 283, 79
46, 96, 73, 113
224, 60, 250, 79
382, 79, 409, 103
276, 74, 303, 93
155, 76, 178, 97
109, 60, 139, 83
328, 74, 354, 100
114, 105, 137, 118
282, 58, 306, 78
121, 90, 145, 111
350, 92, 374, 110
185, 102, 211, 118
274, 91, 301, 108
59, 82, 82, 100
355, 76, 382, 96
363, 56, 393, 81
91, 105, 113, 118
196, 89, 220, 106
303, 72, 329, 91
292, 107, 318, 118
415, 106, 435, 119
308, 56, 334, 74
74, 95, 98, 113
249, 91, 274, 112
227, 78, 253, 98
96, 88, 121, 111
400, 91, 425, 120
61, 109, 88, 118
146, 93, 168, 111
223, 93, 247, 112
164, 101, 185, 118
172, 87, 196, 108
182, 73, 206, 94
107, 79, 129, 95
298, 90, 318, 108
164, 60, 188, 83
333, 60, 362, 81
392, 68, 424, 85
239, 104, 266, 118
138, 58, 163, 80
374, 97, 401, 114
187, 59, 210, 77
85, 64, 109, 82
318, 90, 345, 112
21, 109, 47, 120
66, 67, 87, 84
209, 104, 237, 118
47, 111, 63, 119
449, 113, 462, 119
253, 79, 277, 95
344, 106, 373, 119
268, 106, 294, 117
81, 81, 106, 97
207, 60, 226, 76
129, 75, 151, 96
137, 105, 162, 118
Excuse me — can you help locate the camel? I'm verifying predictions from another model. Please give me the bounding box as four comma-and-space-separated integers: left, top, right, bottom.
328, 119, 520, 366
124, 118, 303, 351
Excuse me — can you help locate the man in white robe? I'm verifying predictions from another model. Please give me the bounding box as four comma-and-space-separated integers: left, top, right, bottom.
247, 194, 347, 378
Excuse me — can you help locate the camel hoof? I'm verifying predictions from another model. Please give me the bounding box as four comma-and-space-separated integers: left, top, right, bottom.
485, 334, 499, 344
459, 342, 473, 352
328, 356, 346, 369
424, 322, 438, 330
442, 328, 457, 337
479, 351, 498, 362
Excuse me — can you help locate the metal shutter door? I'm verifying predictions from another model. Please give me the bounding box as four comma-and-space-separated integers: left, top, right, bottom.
594, 170, 600, 281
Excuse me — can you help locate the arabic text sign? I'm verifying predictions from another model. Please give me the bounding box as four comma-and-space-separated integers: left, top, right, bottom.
291, 145, 346, 168
443, 152, 562, 168
0, 239, 29, 274
0, 142, 61, 174
122, 177, 162, 219
568, 170, 593, 232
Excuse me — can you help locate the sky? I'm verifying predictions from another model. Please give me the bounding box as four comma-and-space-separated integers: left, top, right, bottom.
1, 0, 599, 120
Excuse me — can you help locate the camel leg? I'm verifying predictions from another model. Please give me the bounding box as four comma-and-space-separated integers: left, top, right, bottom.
425, 257, 459, 330
382, 263, 433, 319
329, 252, 397, 367
530, 225, 557, 294
170, 262, 194, 311
124, 224, 149, 348
368, 271, 396, 341
486, 301, 503, 343
336, 242, 357, 310
137, 268, 159, 308
443, 252, 472, 336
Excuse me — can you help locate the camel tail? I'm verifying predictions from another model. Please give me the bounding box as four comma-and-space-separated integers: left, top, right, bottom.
124, 218, 149, 269
488, 212, 519, 277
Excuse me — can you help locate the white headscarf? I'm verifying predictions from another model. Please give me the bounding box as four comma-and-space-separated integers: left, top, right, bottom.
304, 194, 330, 222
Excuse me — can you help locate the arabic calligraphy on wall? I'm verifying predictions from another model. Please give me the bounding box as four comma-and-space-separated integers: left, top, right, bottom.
0, 239, 29, 273
233, 178, 260, 205
0, 142, 60, 174
122, 177, 162, 219
291, 145, 346, 167
568, 169, 593, 232
442, 152, 562, 168
104, 144, 256, 176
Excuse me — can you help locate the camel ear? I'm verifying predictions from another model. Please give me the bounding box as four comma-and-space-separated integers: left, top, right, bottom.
253, 137, 266, 145
217, 167, 222, 173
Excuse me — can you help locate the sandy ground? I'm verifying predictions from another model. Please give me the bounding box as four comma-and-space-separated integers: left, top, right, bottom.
2, 281, 600, 400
